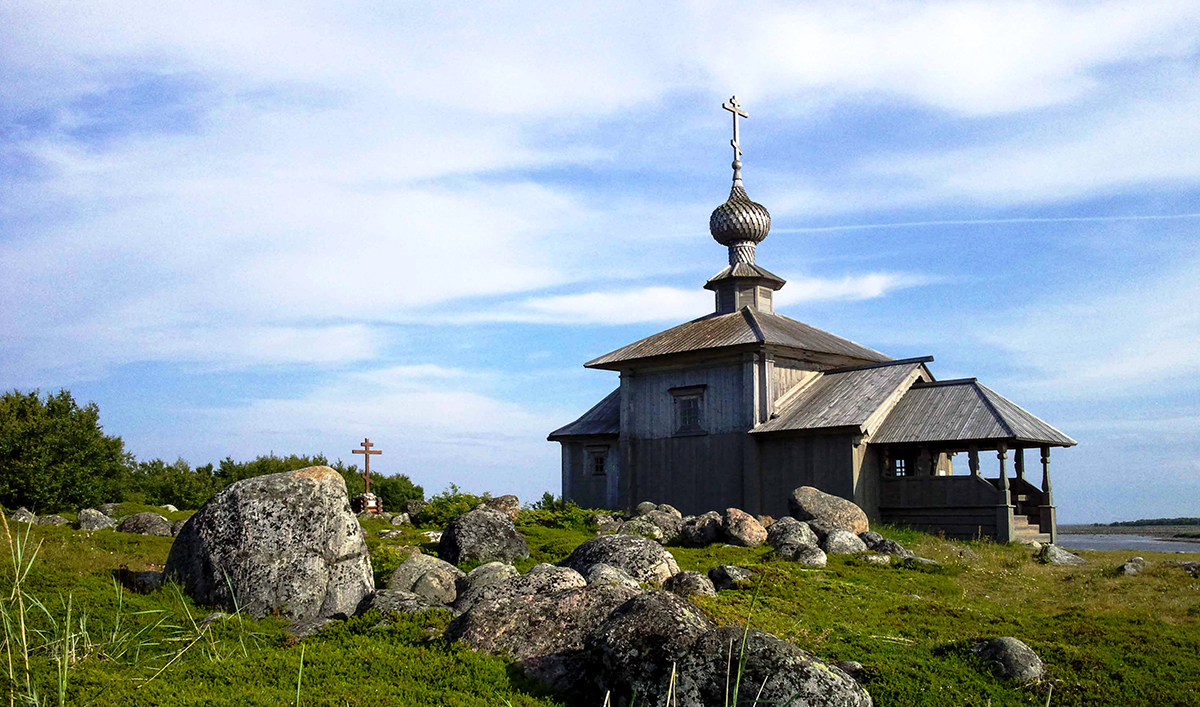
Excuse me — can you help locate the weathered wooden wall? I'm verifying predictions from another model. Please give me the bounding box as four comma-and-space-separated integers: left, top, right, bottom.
561, 438, 618, 510
756, 434, 856, 519
624, 361, 748, 437
878, 475, 1009, 539
628, 432, 745, 516
772, 357, 820, 401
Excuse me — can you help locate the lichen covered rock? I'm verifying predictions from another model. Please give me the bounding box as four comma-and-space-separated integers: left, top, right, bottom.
565, 534, 680, 585
438, 506, 529, 566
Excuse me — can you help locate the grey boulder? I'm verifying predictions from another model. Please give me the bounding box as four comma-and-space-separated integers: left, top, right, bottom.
663, 570, 717, 598
164, 466, 374, 624
679, 511, 723, 547
675, 627, 872, 707
387, 553, 465, 605
565, 534, 680, 585
36, 514, 69, 526
94, 503, 120, 517
453, 563, 585, 613
790, 544, 829, 568
445, 583, 642, 694
616, 516, 665, 542
9, 507, 36, 523
584, 563, 642, 589
635, 501, 658, 516
362, 589, 440, 615
788, 486, 870, 537
438, 506, 529, 566
767, 517, 819, 555
1117, 557, 1147, 576
390, 512, 411, 526
859, 533, 915, 560
822, 529, 868, 555
723, 508, 767, 547
972, 637, 1044, 682
708, 564, 755, 591
77, 508, 116, 531
477, 494, 521, 521
118, 512, 173, 537
585, 590, 717, 703
642, 509, 684, 543
1037, 544, 1086, 566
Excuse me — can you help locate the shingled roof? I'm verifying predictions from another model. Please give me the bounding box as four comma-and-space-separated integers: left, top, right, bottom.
547, 388, 621, 440
753, 358, 930, 435
871, 379, 1077, 447
585, 307, 890, 370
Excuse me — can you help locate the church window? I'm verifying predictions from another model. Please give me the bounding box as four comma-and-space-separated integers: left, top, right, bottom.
670, 385, 706, 435
586, 446, 609, 476
888, 455, 912, 477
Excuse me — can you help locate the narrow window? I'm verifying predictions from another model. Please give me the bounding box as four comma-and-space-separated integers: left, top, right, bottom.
670, 386, 706, 435
585, 446, 609, 476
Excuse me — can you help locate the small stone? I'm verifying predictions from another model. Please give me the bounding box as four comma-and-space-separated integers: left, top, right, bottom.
77, 508, 117, 531
822, 529, 868, 555
162, 504, 179, 513
835, 660, 864, 678
390, 512, 410, 526
767, 517, 819, 556
790, 545, 828, 567
663, 570, 717, 597
9, 508, 36, 524
406, 499, 427, 523
634, 501, 658, 517
363, 589, 440, 615
387, 553, 465, 605
616, 517, 665, 542
478, 495, 521, 521
861, 553, 891, 566
904, 556, 940, 568
723, 508, 767, 547
422, 530, 442, 542
1021, 540, 1043, 550
378, 529, 403, 539
36, 514, 69, 526
858, 531, 884, 546
757, 514, 775, 528
707, 565, 755, 591
379, 512, 393, 521
656, 503, 683, 519
595, 515, 622, 534
1169, 560, 1200, 577
1037, 544, 1086, 566
1117, 557, 1147, 576
679, 511, 723, 547
972, 637, 1044, 682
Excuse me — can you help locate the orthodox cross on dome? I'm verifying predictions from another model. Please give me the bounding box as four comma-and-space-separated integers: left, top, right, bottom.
352, 437, 382, 494
722, 96, 749, 184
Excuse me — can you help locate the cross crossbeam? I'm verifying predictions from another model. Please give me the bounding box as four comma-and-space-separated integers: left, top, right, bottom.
352, 437, 382, 494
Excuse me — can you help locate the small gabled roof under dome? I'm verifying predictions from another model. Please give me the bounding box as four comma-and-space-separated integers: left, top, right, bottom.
585, 307, 890, 370
705, 261, 787, 290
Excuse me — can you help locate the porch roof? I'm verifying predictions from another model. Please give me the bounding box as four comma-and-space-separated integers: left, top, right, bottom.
547, 388, 621, 440
871, 379, 1076, 447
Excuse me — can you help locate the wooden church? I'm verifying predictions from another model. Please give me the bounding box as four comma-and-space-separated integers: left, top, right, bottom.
548, 98, 1075, 543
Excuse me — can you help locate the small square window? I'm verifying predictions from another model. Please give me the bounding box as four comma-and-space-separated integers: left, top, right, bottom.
586, 446, 609, 476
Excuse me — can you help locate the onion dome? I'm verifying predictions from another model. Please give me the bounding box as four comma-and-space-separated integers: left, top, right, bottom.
709, 183, 771, 247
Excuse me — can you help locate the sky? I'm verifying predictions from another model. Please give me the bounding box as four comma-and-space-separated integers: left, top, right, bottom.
2, 1, 1199, 523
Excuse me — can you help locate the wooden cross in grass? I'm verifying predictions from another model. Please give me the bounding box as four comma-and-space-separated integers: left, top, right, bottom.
352, 438, 381, 494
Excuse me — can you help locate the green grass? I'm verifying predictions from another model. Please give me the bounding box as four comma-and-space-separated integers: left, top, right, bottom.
4, 517, 1199, 706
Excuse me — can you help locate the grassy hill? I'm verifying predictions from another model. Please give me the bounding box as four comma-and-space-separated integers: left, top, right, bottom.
3, 510, 1198, 706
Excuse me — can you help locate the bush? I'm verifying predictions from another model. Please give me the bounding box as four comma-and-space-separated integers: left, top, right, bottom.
518, 493, 610, 532
418, 484, 487, 527
127, 458, 218, 509
0, 389, 131, 512
331, 459, 424, 512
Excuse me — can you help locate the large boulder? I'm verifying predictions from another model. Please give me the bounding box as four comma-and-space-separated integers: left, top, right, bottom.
972, 637, 1044, 682
767, 517, 819, 555
642, 509, 684, 543
164, 466, 374, 623
455, 561, 519, 598
477, 495, 521, 521
822, 529, 868, 555
1037, 544, 1086, 566
585, 590, 717, 703
675, 627, 872, 707
723, 508, 767, 547
565, 534, 680, 585
438, 506, 529, 566
77, 508, 116, 531
663, 570, 717, 598
387, 553, 465, 605
117, 512, 172, 537
634, 501, 658, 516
679, 511, 723, 547
445, 583, 642, 693
453, 563, 585, 613
788, 486, 869, 537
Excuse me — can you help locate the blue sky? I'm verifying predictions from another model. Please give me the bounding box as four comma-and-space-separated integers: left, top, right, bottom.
3, 1, 1199, 522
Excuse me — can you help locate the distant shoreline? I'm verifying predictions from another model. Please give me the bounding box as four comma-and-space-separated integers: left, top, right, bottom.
1059, 524, 1200, 542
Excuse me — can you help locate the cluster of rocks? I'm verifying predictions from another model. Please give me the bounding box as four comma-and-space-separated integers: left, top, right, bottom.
6, 504, 187, 536
611, 486, 928, 571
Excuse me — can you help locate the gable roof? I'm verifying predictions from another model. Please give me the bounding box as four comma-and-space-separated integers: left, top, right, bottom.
753, 358, 929, 435
871, 379, 1077, 447
547, 388, 621, 440
585, 307, 890, 370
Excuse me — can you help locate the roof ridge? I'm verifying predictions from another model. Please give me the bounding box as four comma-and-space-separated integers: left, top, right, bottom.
742, 307, 766, 343
828, 356, 933, 374
912, 377, 976, 388
971, 381, 1016, 438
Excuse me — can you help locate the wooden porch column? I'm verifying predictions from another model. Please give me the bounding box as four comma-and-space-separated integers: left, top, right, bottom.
1039, 446, 1057, 543
1014, 448, 1025, 481
918, 446, 933, 476
968, 445, 980, 477
995, 443, 1014, 542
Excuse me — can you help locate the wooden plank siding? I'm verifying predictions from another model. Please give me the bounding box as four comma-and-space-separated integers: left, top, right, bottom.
630, 433, 745, 516
878, 474, 1011, 540
757, 434, 856, 519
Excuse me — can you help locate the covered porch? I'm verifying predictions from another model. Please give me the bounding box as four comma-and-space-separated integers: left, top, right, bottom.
870, 378, 1076, 543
